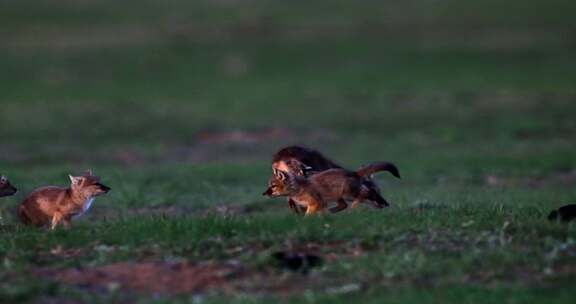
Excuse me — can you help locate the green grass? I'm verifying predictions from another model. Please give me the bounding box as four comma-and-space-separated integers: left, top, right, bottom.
1, 0, 576, 303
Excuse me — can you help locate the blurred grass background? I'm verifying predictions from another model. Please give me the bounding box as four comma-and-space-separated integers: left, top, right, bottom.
1, 0, 574, 189
0, 1, 575, 302
1, 0, 575, 221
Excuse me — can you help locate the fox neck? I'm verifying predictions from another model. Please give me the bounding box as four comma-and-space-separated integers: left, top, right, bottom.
66, 187, 93, 205
286, 176, 310, 196
66, 187, 97, 219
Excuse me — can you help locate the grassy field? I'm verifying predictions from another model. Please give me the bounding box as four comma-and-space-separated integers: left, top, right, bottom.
1, 0, 575, 303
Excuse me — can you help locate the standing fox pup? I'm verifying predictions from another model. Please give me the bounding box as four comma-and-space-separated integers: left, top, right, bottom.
18, 171, 110, 229
264, 162, 393, 215
0, 175, 18, 197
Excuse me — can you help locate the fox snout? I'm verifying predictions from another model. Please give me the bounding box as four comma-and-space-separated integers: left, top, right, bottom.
97, 183, 111, 194
262, 187, 273, 196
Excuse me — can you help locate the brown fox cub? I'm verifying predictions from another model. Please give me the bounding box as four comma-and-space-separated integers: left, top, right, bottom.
268, 146, 400, 214
18, 171, 110, 229
0, 175, 18, 197
263, 162, 394, 215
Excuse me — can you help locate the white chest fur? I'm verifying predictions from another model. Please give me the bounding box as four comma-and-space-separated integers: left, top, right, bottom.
73, 197, 95, 219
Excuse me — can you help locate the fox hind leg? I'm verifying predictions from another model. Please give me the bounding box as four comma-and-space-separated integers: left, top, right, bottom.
329, 199, 348, 213
367, 189, 389, 208
351, 199, 362, 208
305, 205, 317, 216
305, 199, 326, 216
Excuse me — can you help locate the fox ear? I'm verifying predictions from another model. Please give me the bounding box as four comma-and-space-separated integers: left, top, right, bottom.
300, 164, 313, 176
278, 171, 289, 181
69, 174, 83, 186
286, 159, 303, 175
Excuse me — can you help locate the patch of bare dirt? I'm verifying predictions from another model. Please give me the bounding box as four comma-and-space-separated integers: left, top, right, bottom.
37, 257, 346, 297
285, 240, 376, 260
49, 245, 84, 259
33, 239, 377, 296
41, 261, 249, 295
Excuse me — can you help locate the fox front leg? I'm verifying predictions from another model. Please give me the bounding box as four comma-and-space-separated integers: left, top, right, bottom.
288, 198, 306, 215
305, 203, 325, 216
288, 198, 300, 214
367, 190, 389, 208
50, 212, 64, 230
305, 205, 316, 216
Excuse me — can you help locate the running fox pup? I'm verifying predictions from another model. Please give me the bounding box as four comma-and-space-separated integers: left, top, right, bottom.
0, 175, 17, 197
267, 146, 400, 214
264, 162, 394, 215
18, 171, 110, 229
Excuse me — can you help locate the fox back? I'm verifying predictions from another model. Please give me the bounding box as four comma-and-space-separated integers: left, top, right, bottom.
264, 169, 358, 202
307, 169, 362, 201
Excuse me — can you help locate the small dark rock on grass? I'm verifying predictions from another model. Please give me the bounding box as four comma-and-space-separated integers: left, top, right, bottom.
548, 204, 576, 222
271, 251, 323, 273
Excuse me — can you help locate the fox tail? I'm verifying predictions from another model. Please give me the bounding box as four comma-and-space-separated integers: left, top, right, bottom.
356, 162, 401, 178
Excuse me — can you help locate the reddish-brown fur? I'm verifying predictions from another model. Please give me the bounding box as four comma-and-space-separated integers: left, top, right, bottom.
271, 146, 341, 214
263, 163, 392, 215
18, 171, 110, 229
267, 146, 399, 214
263, 172, 327, 216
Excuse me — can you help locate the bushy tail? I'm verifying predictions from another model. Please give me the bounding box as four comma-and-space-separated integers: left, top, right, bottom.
356, 162, 401, 178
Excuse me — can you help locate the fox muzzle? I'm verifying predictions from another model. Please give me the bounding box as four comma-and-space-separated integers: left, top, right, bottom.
262, 187, 273, 196
97, 183, 111, 193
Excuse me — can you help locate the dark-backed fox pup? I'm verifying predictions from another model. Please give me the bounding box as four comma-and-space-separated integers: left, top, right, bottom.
0, 175, 17, 197
271, 146, 341, 177
268, 146, 400, 214
18, 171, 110, 229
264, 162, 394, 215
